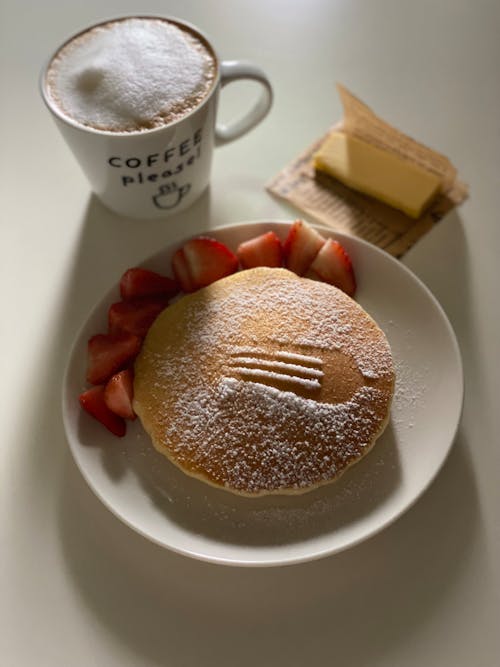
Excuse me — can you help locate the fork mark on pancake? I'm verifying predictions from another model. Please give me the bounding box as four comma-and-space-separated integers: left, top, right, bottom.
230, 347, 322, 366
229, 357, 324, 379
227, 346, 324, 394
228, 367, 321, 392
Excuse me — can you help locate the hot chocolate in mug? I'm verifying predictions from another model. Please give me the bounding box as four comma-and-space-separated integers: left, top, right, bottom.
40, 16, 273, 218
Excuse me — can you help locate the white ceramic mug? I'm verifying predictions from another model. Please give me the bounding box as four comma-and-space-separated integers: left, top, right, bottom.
40, 16, 273, 219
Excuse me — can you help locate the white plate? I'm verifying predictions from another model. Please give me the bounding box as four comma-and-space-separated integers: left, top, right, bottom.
63, 221, 463, 567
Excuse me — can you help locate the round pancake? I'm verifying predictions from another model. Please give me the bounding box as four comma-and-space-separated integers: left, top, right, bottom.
133, 267, 395, 496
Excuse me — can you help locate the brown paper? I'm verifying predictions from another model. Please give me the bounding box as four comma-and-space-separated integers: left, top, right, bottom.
267, 85, 468, 258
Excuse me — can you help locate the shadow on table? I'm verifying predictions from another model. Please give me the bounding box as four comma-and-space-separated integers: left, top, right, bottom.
22, 200, 484, 666
57, 427, 480, 667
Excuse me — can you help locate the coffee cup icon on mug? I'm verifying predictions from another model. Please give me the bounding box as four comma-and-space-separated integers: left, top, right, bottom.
40, 16, 273, 219
153, 183, 191, 210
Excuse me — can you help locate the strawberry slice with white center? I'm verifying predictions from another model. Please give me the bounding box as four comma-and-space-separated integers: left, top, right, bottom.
308, 238, 357, 297
236, 231, 283, 269
171, 247, 196, 293
172, 237, 238, 292
79, 385, 127, 437
108, 296, 169, 338
104, 368, 136, 420
283, 220, 326, 275
120, 268, 178, 301
86, 332, 142, 385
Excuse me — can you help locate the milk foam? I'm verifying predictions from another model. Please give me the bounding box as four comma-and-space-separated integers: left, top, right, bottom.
46, 18, 217, 132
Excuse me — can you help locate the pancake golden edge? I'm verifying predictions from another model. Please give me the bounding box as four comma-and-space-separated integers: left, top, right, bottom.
133, 267, 395, 497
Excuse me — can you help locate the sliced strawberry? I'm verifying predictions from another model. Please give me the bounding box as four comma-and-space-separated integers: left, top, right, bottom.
283, 220, 326, 275
172, 237, 238, 292
86, 332, 142, 385
108, 296, 168, 338
171, 247, 196, 292
120, 267, 178, 301
308, 238, 357, 297
236, 231, 283, 269
79, 385, 126, 437
104, 369, 136, 420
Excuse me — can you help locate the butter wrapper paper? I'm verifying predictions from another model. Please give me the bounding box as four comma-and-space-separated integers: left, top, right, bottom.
267, 85, 468, 257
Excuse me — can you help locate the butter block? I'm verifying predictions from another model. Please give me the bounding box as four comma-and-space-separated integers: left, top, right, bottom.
314, 131, 441, 218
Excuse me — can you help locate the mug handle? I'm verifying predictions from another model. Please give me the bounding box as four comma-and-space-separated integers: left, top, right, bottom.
215, 61, 273, 146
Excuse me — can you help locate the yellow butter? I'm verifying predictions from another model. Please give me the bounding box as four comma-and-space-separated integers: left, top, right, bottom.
314, 131, 441, 218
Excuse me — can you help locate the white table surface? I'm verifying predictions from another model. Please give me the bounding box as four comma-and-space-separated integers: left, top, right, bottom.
1, 1, 499, 665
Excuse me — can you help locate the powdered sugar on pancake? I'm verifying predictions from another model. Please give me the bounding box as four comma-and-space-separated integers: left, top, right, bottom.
168, 272, 392, 381
134, 268, 395, 495
164, 379, 388, 493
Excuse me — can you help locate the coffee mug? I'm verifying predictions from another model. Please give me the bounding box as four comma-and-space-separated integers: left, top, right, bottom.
40, 16, 273, 218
